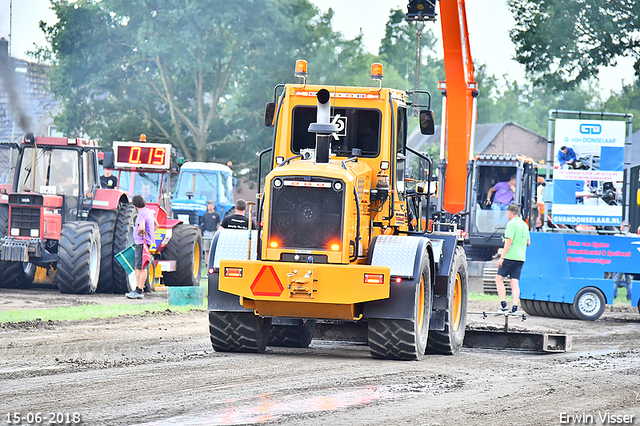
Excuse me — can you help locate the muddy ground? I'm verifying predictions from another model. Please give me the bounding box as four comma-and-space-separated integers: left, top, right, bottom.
0, 288, 639, 426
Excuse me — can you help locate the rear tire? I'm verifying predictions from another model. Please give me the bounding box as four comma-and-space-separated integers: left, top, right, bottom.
572, 287, 605, 321
427, 246, 468, 355
268, 320, 316, 348
113, 203, 135, 293
367, 252, 431, 360
56, 222, 101, 294
162, 224, 202, 286
88, 209, 118, 293
209, 311, 271, 353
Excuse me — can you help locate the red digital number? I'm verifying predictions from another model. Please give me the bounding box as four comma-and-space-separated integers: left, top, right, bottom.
152, 148, 165, 165
128, 146, 142, 164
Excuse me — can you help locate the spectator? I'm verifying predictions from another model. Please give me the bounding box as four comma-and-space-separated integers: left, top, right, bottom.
126, 195, 158, 300
100, 168, 118, 189
200, 201, 221, 262
221, 199, 256, 229
495, 204, 530, 314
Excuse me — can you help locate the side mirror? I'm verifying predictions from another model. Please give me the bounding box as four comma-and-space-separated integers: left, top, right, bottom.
264, 102, 276, 127
419, 110, 435, 135
103, 152, 115, 169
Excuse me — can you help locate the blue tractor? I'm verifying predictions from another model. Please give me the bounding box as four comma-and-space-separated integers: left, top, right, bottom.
171, 162, 235, 227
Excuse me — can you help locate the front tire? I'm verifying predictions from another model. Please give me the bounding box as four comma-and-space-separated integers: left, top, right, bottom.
209, 312, 271, 353
56, 222, 101, 294
88, 209, 118, 293
0, 262, 34, 289
427, 246, 468, 355
163, 224, 202, 286
367, 253, 431, 360
572, 287, 605, 321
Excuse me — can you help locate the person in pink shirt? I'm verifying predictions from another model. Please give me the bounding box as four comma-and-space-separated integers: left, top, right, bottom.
127, 195, 159, 299
485, 175, 516, 211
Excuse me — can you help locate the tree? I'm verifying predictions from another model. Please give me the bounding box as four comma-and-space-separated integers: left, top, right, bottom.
39, 0, 354, 166
378, 8, 445, 126
508, 0, 640, 90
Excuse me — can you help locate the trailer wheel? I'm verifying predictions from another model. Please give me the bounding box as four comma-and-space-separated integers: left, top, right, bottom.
145, 262, 158, 292
88, 209, 118, 293
571, 287, 605, 321
268, 320, 316, 348
56, 222, 101, 294
427, 246, 467, 355
367, 254, 431, 360
208, 311, 271, 353
113, 203, 135, 293
163, 224, 202, 286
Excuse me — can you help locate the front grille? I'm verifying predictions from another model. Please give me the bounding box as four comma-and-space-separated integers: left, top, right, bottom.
269, 180, 344, 250
173, 209, 199, 226
10, 206, 41, 237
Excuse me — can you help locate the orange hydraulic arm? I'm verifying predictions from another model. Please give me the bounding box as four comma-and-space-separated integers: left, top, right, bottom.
438, 0, 478, 214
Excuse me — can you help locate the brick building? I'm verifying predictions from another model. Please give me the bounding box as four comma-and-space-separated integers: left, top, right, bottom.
409, 122, 548, 163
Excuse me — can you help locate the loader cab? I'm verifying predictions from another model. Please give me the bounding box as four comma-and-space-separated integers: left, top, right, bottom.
465, 154, 538, 260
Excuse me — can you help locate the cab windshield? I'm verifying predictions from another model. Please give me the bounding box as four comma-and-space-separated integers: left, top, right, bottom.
291, 106, 381, 157
174, 171, 233, 204
17, 147, 79, 197
117, 171, 163, 203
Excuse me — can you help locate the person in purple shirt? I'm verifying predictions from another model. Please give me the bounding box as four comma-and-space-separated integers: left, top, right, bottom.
485, 175, 516, 212
127, 195, 159, 299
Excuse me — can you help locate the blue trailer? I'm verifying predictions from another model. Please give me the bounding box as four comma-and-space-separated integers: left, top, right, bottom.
519, 232, 640, 320
170, 162, 235, 226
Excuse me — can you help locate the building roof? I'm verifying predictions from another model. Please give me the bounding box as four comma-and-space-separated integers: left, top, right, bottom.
408, 122, 545, 155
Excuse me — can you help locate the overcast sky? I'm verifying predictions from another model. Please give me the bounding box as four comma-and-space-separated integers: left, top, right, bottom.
0, 0, 636, 96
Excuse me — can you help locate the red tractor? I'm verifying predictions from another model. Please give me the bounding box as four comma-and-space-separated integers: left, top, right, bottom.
0, 135, 202, 293
104, 138, 203, 290
0, 135, 133, 293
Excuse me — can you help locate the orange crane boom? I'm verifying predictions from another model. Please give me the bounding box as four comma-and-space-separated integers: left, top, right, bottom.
438, 0, 478, 214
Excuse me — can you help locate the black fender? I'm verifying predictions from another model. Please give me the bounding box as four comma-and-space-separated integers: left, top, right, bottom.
363, 235, 434, 320
207, 230, 253, 313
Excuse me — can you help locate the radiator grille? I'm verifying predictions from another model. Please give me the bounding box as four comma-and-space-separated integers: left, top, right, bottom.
10, 207, 41, 237
172, 209, 199, 226
269, 182, 343, 250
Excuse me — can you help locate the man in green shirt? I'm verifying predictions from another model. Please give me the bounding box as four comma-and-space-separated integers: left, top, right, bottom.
495, 204, 530, 314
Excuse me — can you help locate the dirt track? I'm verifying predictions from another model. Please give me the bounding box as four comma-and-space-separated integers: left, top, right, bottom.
1, 290, 639, 426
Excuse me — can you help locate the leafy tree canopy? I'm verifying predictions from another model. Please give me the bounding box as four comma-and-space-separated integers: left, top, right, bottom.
508, 0, 640, 91
40, 0, 368, 169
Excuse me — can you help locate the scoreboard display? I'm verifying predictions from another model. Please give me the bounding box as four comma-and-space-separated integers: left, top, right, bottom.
113, 141, 172, 170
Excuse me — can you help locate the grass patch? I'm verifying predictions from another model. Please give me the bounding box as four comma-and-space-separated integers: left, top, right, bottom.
0, 301, 205, 324
468, 292, 500, 302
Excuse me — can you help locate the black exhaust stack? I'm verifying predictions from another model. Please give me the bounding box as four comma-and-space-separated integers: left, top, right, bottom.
308, 89, 338, 163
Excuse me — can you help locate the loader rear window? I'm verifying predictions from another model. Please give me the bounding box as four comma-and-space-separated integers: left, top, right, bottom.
291, 106, 380, 157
